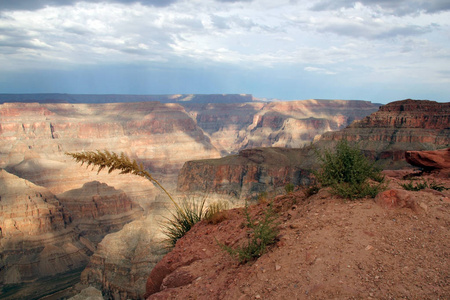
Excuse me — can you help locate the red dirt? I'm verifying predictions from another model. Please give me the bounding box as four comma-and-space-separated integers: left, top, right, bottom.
146, 173, 450, 300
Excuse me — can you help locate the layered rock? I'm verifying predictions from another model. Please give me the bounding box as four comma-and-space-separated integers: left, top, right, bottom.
317, 99, 450, 167
57, 181, 144, 244
178, 148, 314, 200
0, 170, 92, 286
405, 148, 450, 175
184, 100, 380, 154
0, 101, 219, 173
80, 214, 167, 300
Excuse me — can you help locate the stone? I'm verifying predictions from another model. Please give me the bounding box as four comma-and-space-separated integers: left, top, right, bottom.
405, 148, 450, 171
375, 189, 416, 210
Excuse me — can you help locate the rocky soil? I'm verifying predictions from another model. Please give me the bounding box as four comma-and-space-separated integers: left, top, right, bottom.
145, 172, 449, 300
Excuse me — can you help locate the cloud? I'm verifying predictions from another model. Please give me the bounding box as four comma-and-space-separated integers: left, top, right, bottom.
310, 0, 450, 16
0, 0, 178, 11
318, 21, 434, 40
304, 66, 337, 75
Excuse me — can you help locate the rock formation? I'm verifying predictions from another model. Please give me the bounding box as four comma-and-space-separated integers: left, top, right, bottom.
0, 169, 92, 286
405, 148, 450, 172
177, 147, 315, 200
317, 99, 450, 167
57, 181, 144, 244
184, 99, 379, 154
80, 214, 167, 300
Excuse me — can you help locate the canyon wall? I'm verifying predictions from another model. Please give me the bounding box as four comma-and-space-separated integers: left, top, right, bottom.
0, 97, 381, 298
178, 147, 315, 201
184, 99, 379, 154
178, 99, 450, 199
0, 170, 93, 287
317, 99, 450, 168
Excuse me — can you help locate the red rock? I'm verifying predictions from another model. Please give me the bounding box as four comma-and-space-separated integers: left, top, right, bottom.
375, 189, 416, 210
405, 148, 450, 170
318, 99, 450, 167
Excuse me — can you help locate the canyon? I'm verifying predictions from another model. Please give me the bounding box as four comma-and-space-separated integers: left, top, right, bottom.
0, 95, 381, 299
178, 99, 450, 201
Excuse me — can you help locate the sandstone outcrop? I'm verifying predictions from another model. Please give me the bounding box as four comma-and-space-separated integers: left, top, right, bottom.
318, 99, 450, 167
57, 181, 144, 244
0, 170, 92, 286
178, 147, 314, 200
405, 148, 450, 172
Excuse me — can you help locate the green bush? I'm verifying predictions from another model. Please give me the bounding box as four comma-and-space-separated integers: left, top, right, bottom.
284, 183, 295, 194
219, 202, 279, 263
314, 140, 385, 199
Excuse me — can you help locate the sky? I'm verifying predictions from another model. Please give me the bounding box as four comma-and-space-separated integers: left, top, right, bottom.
0, 0, 449, 103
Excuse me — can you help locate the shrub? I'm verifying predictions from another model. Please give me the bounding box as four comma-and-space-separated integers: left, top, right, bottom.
314, 140, 385, 199
219, 202, 279, 263
284, 183, 295, 194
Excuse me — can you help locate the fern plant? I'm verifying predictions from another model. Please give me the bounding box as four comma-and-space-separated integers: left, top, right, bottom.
67, 150, 192, 245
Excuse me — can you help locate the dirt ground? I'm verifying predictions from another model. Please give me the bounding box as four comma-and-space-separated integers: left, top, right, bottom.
146, 173, 449, 300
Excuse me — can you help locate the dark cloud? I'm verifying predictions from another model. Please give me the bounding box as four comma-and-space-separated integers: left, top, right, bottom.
0, 0, 178, 11
310, 0, 450, 15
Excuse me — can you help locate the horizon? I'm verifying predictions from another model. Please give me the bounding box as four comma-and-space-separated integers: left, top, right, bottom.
1, 1, 450, 104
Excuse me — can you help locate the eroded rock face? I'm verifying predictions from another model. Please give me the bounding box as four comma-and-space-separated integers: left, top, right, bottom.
178, 148, 314, 200
184, 100, 380, 154
405, 148, 450, 171
0, 101, 219, 173
0, 170, 92, 285
80, 214, 167, 300
318, 99, 450, 167
57, 181, 144, 244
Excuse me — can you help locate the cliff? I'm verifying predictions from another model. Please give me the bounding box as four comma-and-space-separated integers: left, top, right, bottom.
317, 99, 450, 167
177, 99, 449, 199
184, 99, 379, 154
178, 148, 315, 201
0, 170, 92, 286
57, 181, 144, 244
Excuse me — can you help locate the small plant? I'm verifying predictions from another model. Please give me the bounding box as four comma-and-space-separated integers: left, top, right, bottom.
219, 202, 279, 263
400, 180, 429, 191
314, 140, 385, 200
66, 150, 204, 247
429, 180, 448, 192
305, 184, 320, 197
284, 183, 295, 194
400, 179, 448, 192
161, 197, 207, 247
257, 191, 268, 204
204, 201, 230, 225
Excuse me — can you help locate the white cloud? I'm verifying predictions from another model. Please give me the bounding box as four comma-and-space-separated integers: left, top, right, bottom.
0, 0, 449, 99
